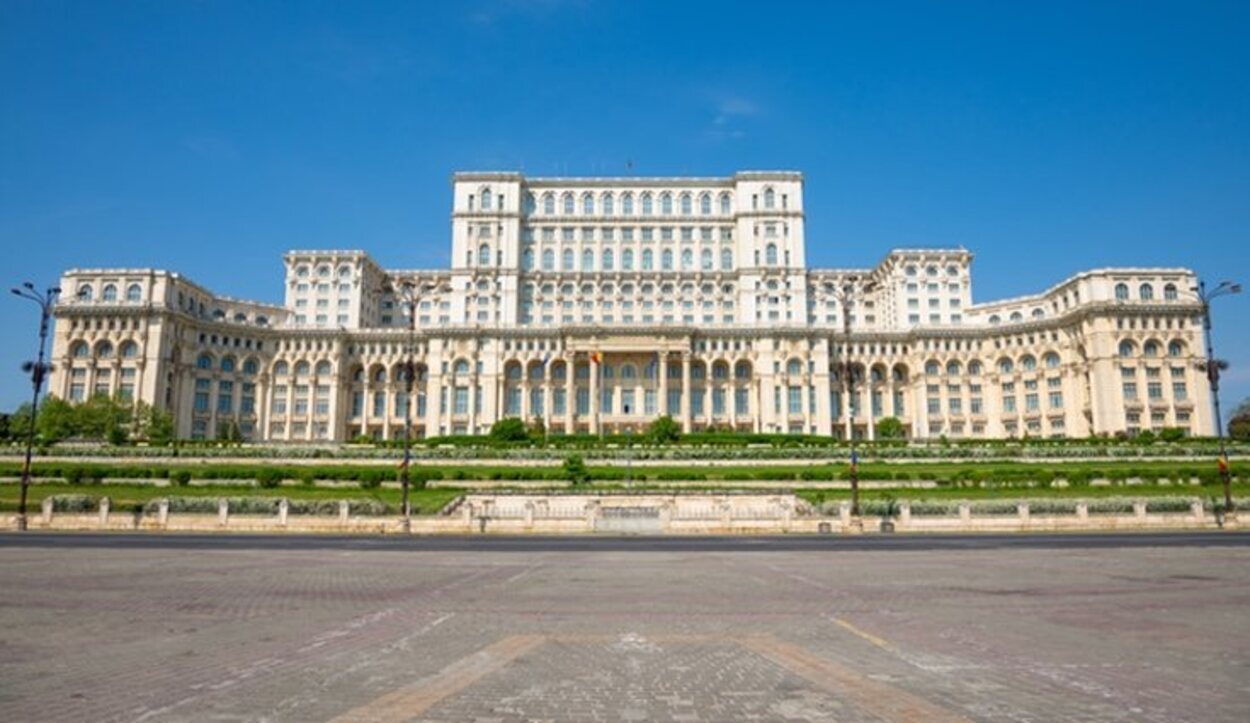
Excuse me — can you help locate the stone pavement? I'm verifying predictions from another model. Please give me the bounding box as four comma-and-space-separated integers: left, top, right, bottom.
1, 539, 1248, 721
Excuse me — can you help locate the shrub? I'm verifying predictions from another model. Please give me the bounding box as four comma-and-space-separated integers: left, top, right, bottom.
563, 455, 590, 485
64, 466, 86, 485
49, 494, 97, 512
1145, 497, 1195, 513
489, 417, 530, 443
255, 468, 284, 489
647, 416, 682, 444
170, 469, 192, 487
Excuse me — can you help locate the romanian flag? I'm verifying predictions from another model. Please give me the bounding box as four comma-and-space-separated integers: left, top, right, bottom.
397, 448, 411, 471
849, 449, 859, 475
1218, 455, 1229, 476
590, 351, 602, 364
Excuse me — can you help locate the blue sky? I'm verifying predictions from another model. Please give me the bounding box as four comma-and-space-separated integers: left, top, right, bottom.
2, 0, 1248, 415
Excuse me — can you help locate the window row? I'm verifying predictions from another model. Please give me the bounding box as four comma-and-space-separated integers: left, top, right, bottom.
526, 190, 734, 217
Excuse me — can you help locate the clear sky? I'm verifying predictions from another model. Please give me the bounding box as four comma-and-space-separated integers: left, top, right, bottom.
2, 1, 1248, 417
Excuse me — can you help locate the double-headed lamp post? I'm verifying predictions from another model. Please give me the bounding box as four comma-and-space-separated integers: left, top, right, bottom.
832, 278, 876, 518
395, 280, 420, 534
1194, 280, 1241, 515
11, 282, 60, 531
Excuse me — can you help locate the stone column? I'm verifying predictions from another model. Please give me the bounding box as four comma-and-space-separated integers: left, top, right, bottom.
359, 376, 369, 439
41, 497, 53, 524
680, 353, 692, 433
278, 498, 289, 527
659, 352, 669, 417
542, 365, 553, 433
564, 354, 575, 433
468, 374, 479, 434
218, 498, 229, 527
590, 353, 600, 434
99, 497, 110, 527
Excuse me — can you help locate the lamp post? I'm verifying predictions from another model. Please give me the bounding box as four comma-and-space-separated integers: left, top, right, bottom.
832, 278, 876, 518
395, 280, 420, 534
1194, 280, 1241, 516
11, 283, 60, 531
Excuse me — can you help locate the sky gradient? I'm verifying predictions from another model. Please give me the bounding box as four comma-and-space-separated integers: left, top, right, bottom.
2, 1, 1248, 416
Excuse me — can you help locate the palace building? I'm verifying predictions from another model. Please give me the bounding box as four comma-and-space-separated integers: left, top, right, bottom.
49, 171, 1213, 441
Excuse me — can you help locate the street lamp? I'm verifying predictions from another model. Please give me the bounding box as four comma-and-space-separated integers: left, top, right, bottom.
10, 282, 60, 531
832, 278, 876, 518
1194, 280, 1241, 516
394, 279, 420, 534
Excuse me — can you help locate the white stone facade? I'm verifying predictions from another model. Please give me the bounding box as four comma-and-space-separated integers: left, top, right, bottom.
49, 171, 1213, 441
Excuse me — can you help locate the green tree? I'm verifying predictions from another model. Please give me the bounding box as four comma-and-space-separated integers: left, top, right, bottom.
1230, 398, 1250, 441
875, 417, 906, 440
37, 396, 78, 443
489, 417, 530, 442
75, 394, 132, 442
4, 403, 35, 443
646, 415, 681, 444
139, 404, 176, 446
562, 454, 590, 485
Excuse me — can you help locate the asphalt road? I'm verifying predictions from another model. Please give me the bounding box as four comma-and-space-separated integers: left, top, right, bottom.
2, 529, 1247, 552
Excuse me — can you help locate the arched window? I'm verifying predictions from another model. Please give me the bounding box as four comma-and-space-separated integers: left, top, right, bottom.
765, 243, 778, 265
372, 367, 387, 383
1044, 352, 1060, 369
681, 249, 693, 270
998, 358, 1014, 374
661, 249, 673, 270
522, 248, 535, 270
1139, 283, 1154, 301
642, 249, 654, 270
735, 361, 752, 379
102, 284, 117, 301
1010, 311, 1023, 322
1115, 283, 1129, 300
660, 192, 672, 215
524, 193, 536, 215
763, 187, 775, 209
620, 363, 637, 379
968, 360, 983, 376
712, 362, 728, 379
679, 193, 692, 215
221, 356, 236, 372
234, 313, 247, 323
1032, 308, 1044, 318
453, 359, 470, 376
96, 341, 114, 358
273, 361, 289, 376
480, 188, 492, 210
1118, 340, 1135, 358
561, 192, 575, 214
71, 341, 89, 358
294, 361, 311, 377
478, 244, 491, 266
562, 249, 574, 270
989, 315, 1001, 325
582, 249, 594, 271
582, 193, 594, 215
946, 361, 961, 376
601, 193, 614, 215
125, 284, 142, 302
721, 248, 733, 270
542, 192, 555, 214
197, 353, 213, 370
542, 249, 555, 271
77, 285, 93, 301
621, 193, 634, 215
120, 341, 139, 358
1020, 355, 1037, 371
699, 193, 712, 215
786, 358, 802, 376
602, 364, 615, 379
315, 360, 332, 376
719, 193, 731, 215
925, 361, 939, 376
1143, 340, 1160, 357
641, 192, 653, 215
1164, 283, 1178, 300
242, 358, 258, 375
602, 248, 615, 271
622, 249, 634, 270
700, 249, 713, 270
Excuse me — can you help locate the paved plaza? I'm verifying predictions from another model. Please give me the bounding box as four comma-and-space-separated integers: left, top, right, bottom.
1, 534, 1248, 722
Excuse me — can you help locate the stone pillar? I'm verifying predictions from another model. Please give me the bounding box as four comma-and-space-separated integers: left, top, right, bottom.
680, 353, 692, 433
41, 497, 53, 524
218, 498, 229, 527
564, 354, 575, 433
589, 354, 600, 435
838, 501, 851, 528
1133, 501, 1147, 520
1018, 503, 1030, 522
958, 502, 971, 523
339, 500, 350, 525
1191, 499, 1204, 522
157, 498, 169, 528
278, 498, 289, 527
468, 374, 479, 434
524, 501, 535, 530
1076, 502, 1089, 521
542, 367, 553, 433
99, 497, 110, 526
659, 352, 669, 418
899, 502, 911, 526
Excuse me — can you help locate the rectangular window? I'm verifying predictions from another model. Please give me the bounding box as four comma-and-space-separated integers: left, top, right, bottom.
1122, 382, 1138, 400
711, 389, 725, 415
553, 388, 567, 415
1003, 396, 1017, 413
735, 388, 750, 415
1026, 393, 1039, 412
667, 389, 681, 416
1049, 392, 1063, 409
949, 397, 962, 415
576, 389, 590, 415
621, 389, 636, 415
644, 389, 657, 415
601, 388, 614, 414
372, 392, 385, 417
1172, 382, 1187, 401
506, 388, 521, 415
788, 386, 802, 414
530, 388, 544, 416
1148, 382, 1163, 400
691, 389, 705, 416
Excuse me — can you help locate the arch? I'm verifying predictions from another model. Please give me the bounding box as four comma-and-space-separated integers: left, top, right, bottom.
661, 249, 673, 270
690, 360, 707, 380
542, 249, 555, 271
542, 192, 555, 214
602, 248, 615, 271
197, 352, 214, 370
582, 248, 595, 271
734, 360, 753, 380
719, 192, 732, 215
700, 248, 713, 270
95, 340, 115, 358
1009, 311, 1023, 322
1118, 340, 1136, 358
102, 284, 117, 301
681, 249, 693, 270
1031, 308, 1044, 319
480, 187, 492, 210
1043, 351, 1061, 369
119, 340, 139, 358
721, 248, 733, 270
765, 243, 778, 265
522, 248, 535, 270
220, 355, 236, 372
967, 360, 983, 376
562, 192, 575, 214
622, 192, 634, 215
77, 284, 94, 301
294, 360, 311, 377
1168, 339, 1186, 357
1139, 283, 1154, 301
946, 360, 962, 377
527, 360, 545, 380
1019, 354, 1037, 371
622, 249, 634, 271
1115, 283, 1129, 300
641, 192, 653, 215
786, 358, 803, 376
711, 360, 729, 379
233, 313, 247, 323
524, 192, 537, 215
870, 363, 888, 383
1143, 339, 1161, 357
241, 357, 259, 375
125, 284, 142, 302
925, 360, 940, 376
314, 360, 332, 376
679, 192, 692, 215
699, 192, 712, 215
273, 360, 290, 376
988, 314, 1001, 325
562, 249, 574, 271
763, 186, 776, 209
601, 192, 614, 215
891, 363, 910, 382
582, 192, 595, 215
660, 192, 673, 215
1164, 283, 1178, 300
453, 358, 471, 376
71, 340, 90, 358
997, 357, 1014, 374
550, 359, 567, 380
478, 243, 491, 266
